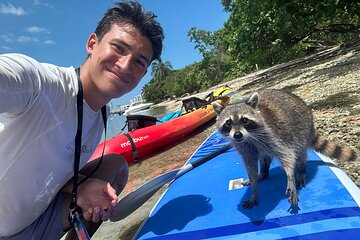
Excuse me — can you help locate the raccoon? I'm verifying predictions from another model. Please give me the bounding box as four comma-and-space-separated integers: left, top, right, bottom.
212, 89, 357, 209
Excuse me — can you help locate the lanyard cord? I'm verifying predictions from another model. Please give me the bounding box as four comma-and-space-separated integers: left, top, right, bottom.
69, 67, 107, 225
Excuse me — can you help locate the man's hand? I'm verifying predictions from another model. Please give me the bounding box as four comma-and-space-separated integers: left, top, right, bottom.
76, 178, 118, 222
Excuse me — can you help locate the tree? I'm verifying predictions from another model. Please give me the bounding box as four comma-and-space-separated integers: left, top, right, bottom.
150, 58, 173, 82
143, 0, 360, 103
221, 0, 360, 68
142, 59, 173, 102
188, 27, 226, 84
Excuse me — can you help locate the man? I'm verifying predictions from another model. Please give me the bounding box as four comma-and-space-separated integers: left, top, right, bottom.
0, 1, 164, 239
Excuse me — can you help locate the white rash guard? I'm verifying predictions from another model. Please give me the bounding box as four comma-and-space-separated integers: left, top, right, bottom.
0, 53, 106, 237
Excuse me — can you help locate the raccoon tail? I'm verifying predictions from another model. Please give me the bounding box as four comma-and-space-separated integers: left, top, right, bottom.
311, 132, 357, 161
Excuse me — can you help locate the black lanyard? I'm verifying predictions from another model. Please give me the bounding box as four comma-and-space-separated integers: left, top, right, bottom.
69, 67, 107, 225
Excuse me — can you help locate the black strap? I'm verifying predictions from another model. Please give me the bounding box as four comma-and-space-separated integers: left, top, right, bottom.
77, 106, 107, 185
69, 68, 84, 215
124, 132, 139, 163
69, 67, 107, 224
119, 120, 128, 133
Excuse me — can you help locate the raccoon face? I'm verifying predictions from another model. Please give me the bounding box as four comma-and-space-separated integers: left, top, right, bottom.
212, 98, 263, 143
219, 114, 259, 142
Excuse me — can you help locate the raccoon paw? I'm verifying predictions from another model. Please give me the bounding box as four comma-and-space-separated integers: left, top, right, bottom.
286, 189, 300, 206
288, 203, 300, 214
242, 197, 259, 208
242, 179, 251, 186
296, 179, 306, 189
296, 174, 306, 189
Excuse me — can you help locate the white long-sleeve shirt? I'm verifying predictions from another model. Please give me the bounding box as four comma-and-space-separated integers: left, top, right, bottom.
0, 53, 105, 237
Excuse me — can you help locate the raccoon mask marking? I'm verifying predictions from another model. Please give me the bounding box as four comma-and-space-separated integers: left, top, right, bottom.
219, 116, 259, 142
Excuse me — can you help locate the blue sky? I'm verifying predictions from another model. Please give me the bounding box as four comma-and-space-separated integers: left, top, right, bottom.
0, 1, 229, 106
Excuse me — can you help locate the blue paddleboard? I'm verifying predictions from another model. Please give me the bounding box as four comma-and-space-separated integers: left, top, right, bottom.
134, 131, 360, 240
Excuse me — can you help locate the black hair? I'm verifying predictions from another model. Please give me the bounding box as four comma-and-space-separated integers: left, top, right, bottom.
95, 1, 164, 62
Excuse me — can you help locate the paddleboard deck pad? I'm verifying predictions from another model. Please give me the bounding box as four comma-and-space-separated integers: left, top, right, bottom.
134, 131, 360, 240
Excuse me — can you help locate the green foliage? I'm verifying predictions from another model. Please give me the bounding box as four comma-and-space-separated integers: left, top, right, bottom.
221, 0, 359, 69
142, 0, 359, 103
150, 58, 173, 81
142, 58, 173, 103
142, 78, 165, 103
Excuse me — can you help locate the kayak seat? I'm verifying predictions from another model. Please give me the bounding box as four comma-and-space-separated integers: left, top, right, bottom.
127, 115, 158, 131
181, 97, 208, 113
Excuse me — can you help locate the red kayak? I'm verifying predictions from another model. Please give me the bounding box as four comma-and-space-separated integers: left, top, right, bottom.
89, 96, 230, 165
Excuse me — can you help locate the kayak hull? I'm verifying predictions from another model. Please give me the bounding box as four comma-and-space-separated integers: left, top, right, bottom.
90, 97, 230, 165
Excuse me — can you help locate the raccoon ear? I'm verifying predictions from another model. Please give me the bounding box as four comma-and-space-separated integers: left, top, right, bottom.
247, 93, 259, 108
211, 102, 224, 115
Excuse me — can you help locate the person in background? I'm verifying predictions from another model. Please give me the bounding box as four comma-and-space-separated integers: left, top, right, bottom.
0, 1, 164, 239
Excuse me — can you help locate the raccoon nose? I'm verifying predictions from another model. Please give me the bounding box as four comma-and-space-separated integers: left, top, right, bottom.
233, 132, 243, 140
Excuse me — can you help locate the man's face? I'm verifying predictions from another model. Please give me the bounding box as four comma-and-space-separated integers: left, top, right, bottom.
86, 24, 153, 99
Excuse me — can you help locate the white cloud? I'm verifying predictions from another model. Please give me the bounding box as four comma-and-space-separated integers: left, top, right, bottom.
16, 36, 39, 43
26, 26, 49, 34
0, 3, 27, 16
1, 34, 13, 42
1, 33, 53, 46
32, 0, 54, 10
44, 40, 55, 45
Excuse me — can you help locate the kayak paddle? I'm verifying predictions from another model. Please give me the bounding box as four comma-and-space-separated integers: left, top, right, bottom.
110, 143, 233, 221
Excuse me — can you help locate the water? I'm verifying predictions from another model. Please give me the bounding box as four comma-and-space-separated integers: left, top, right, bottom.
104, 105, 169, 140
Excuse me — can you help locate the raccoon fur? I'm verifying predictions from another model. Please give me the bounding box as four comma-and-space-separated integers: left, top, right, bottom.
212, 89, 357, 209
